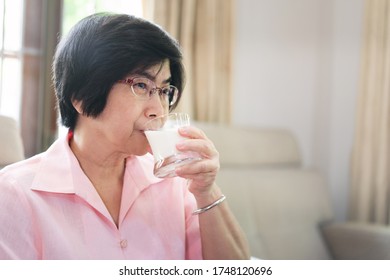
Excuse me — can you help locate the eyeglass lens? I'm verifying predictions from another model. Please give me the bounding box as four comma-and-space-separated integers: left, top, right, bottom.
131, 78, 177, 106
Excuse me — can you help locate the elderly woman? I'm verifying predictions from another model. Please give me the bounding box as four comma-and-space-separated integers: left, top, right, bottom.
0, 13, 249, 259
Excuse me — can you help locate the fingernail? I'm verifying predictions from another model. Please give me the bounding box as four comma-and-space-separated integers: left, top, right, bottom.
179, 126, 188, 134
176, 142, 185, 149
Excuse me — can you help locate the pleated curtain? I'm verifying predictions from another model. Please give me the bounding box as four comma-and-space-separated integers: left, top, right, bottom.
349, 0, 390, 224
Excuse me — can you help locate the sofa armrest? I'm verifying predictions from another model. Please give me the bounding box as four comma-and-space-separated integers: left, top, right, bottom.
321, 222, 390, 259
0, 115, 24, 166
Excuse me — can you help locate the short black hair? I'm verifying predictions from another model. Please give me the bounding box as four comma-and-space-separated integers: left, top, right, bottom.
53, 13, 184, 129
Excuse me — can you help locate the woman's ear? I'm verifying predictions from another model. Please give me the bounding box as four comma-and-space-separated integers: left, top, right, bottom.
71, 99, 83, 114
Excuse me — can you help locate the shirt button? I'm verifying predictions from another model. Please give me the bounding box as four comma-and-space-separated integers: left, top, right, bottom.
120, 239, 128, 249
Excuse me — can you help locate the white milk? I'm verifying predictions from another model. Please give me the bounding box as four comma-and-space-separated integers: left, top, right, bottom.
145, 128, 185, 160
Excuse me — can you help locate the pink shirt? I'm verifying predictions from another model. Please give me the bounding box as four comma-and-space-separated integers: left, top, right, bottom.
0, 135, 202, 259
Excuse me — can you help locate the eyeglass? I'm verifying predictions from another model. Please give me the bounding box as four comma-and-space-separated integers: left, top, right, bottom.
117, 77, 179, 107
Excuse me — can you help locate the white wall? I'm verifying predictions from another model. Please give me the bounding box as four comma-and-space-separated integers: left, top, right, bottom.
233, 0, 364, 221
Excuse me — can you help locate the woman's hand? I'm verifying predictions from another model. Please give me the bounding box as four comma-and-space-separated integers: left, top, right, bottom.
174, 125, 220, 197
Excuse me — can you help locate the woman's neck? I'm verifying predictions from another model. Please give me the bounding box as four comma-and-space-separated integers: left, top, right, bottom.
69, 129, 127, 227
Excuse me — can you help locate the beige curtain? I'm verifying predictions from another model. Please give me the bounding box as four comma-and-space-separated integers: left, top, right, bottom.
143, 0, 234, 123
349, 0, 390, 224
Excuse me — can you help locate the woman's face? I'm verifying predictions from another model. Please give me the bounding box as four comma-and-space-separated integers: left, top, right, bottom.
77, 60, 173, 157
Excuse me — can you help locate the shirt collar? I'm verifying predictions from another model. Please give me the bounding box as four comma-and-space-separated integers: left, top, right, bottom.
31, 134, 75, 193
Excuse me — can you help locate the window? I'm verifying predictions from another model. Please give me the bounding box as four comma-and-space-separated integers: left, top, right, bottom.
0, 0, 24, 122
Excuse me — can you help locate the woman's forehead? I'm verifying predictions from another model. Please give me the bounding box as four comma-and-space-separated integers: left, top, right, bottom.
132, 60, 171, 82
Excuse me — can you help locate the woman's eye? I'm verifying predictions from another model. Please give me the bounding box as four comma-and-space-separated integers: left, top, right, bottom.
161, 87, 171, 95
134, 82, 148, 90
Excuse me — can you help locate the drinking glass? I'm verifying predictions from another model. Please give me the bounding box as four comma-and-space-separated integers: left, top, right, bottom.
144, 113, 201, 178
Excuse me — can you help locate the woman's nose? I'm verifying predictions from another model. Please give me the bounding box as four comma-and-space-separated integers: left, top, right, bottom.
145, 93, 168, 118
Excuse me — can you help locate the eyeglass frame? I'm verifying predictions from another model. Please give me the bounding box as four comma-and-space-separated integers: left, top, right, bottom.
117, 77, 179, 107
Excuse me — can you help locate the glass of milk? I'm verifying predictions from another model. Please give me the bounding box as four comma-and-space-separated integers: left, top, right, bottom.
144, 112, 201, 178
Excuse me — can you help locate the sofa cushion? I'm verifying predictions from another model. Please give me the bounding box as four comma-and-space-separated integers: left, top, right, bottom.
217, 168, 333, 259
194, 122, 301, 167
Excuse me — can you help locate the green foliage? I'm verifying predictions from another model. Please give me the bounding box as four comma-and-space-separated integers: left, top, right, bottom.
62, 0, 143, 36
